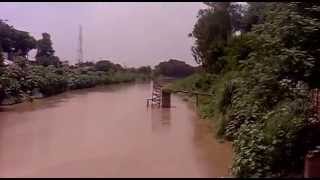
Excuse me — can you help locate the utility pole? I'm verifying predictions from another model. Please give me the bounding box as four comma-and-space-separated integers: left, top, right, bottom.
78, 24, 83, 64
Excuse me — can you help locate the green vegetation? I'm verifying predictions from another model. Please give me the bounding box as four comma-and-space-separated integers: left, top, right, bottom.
169, 2, 320, 177
0, 58, 150, 105
0, 20, 151, 105
35, 33, 61, 67
153, 59, 196, 78
0, 20, 37, 61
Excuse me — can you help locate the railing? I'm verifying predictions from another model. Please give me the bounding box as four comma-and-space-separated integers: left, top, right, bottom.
169, 89, 213, 106
146, 81, 163, 108
146, 76, 214, 108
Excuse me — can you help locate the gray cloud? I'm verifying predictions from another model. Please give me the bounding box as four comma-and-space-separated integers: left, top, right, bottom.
0, 2, 206, 67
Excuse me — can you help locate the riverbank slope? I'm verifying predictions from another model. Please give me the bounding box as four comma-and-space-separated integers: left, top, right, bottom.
0, 62, 151, 106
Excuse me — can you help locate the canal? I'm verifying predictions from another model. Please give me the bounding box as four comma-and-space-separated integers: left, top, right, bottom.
0, 83, 232, 178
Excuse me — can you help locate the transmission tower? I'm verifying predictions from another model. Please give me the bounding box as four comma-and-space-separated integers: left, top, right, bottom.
77, 25, 83, 64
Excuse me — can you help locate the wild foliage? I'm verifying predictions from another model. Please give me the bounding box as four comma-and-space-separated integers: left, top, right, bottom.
172, 2, 320, 177
0, 19, 36, 60
154, 59, 196, 78
0, 60, 150, 105
35, 33, 61, 67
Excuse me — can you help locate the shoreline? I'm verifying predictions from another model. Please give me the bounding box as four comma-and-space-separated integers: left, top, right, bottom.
0, 80, 151, 107
173, 92, 234, 177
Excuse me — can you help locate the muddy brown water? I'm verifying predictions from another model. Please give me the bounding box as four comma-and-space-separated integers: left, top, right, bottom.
0, 83, 232, 178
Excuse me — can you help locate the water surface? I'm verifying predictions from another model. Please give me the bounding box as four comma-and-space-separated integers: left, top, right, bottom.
0, 83, 232, 177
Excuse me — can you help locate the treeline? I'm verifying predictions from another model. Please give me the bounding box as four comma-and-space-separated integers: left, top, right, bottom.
170, 2, 320, 177
153, 59, 196, 78
0, 20, 151, 105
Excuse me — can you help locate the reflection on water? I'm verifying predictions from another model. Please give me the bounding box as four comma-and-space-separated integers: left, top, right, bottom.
161, 108, 171, 126
150, 108, 171, 132
0, 83, 232, 178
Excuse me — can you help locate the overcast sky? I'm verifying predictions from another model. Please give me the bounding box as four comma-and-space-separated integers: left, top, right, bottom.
0, 2, 206, 67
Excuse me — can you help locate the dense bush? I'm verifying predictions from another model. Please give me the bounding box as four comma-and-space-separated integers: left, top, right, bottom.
94, 60, 114, 72
154, 59, 196, 78
0, 60, 150, 104
36, 56, 61, 67
170, 2, 320, 177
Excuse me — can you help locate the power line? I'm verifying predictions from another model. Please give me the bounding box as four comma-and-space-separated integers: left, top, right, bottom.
77, 24, 83, 64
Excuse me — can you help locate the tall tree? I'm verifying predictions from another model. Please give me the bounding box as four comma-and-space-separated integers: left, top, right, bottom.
154, 59, 195, 78
36, 33, 55, 58
0, 46, 3, 66
12, 30, 37, 57
189, 2, 269, 72
36, 33, 60, 66
203, 2, 247, 33
190, 3, 234, 72
0, 19, 36, 60
240, 2, 268, 32
94, 60, 113, 72
0, 19, 15, 57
